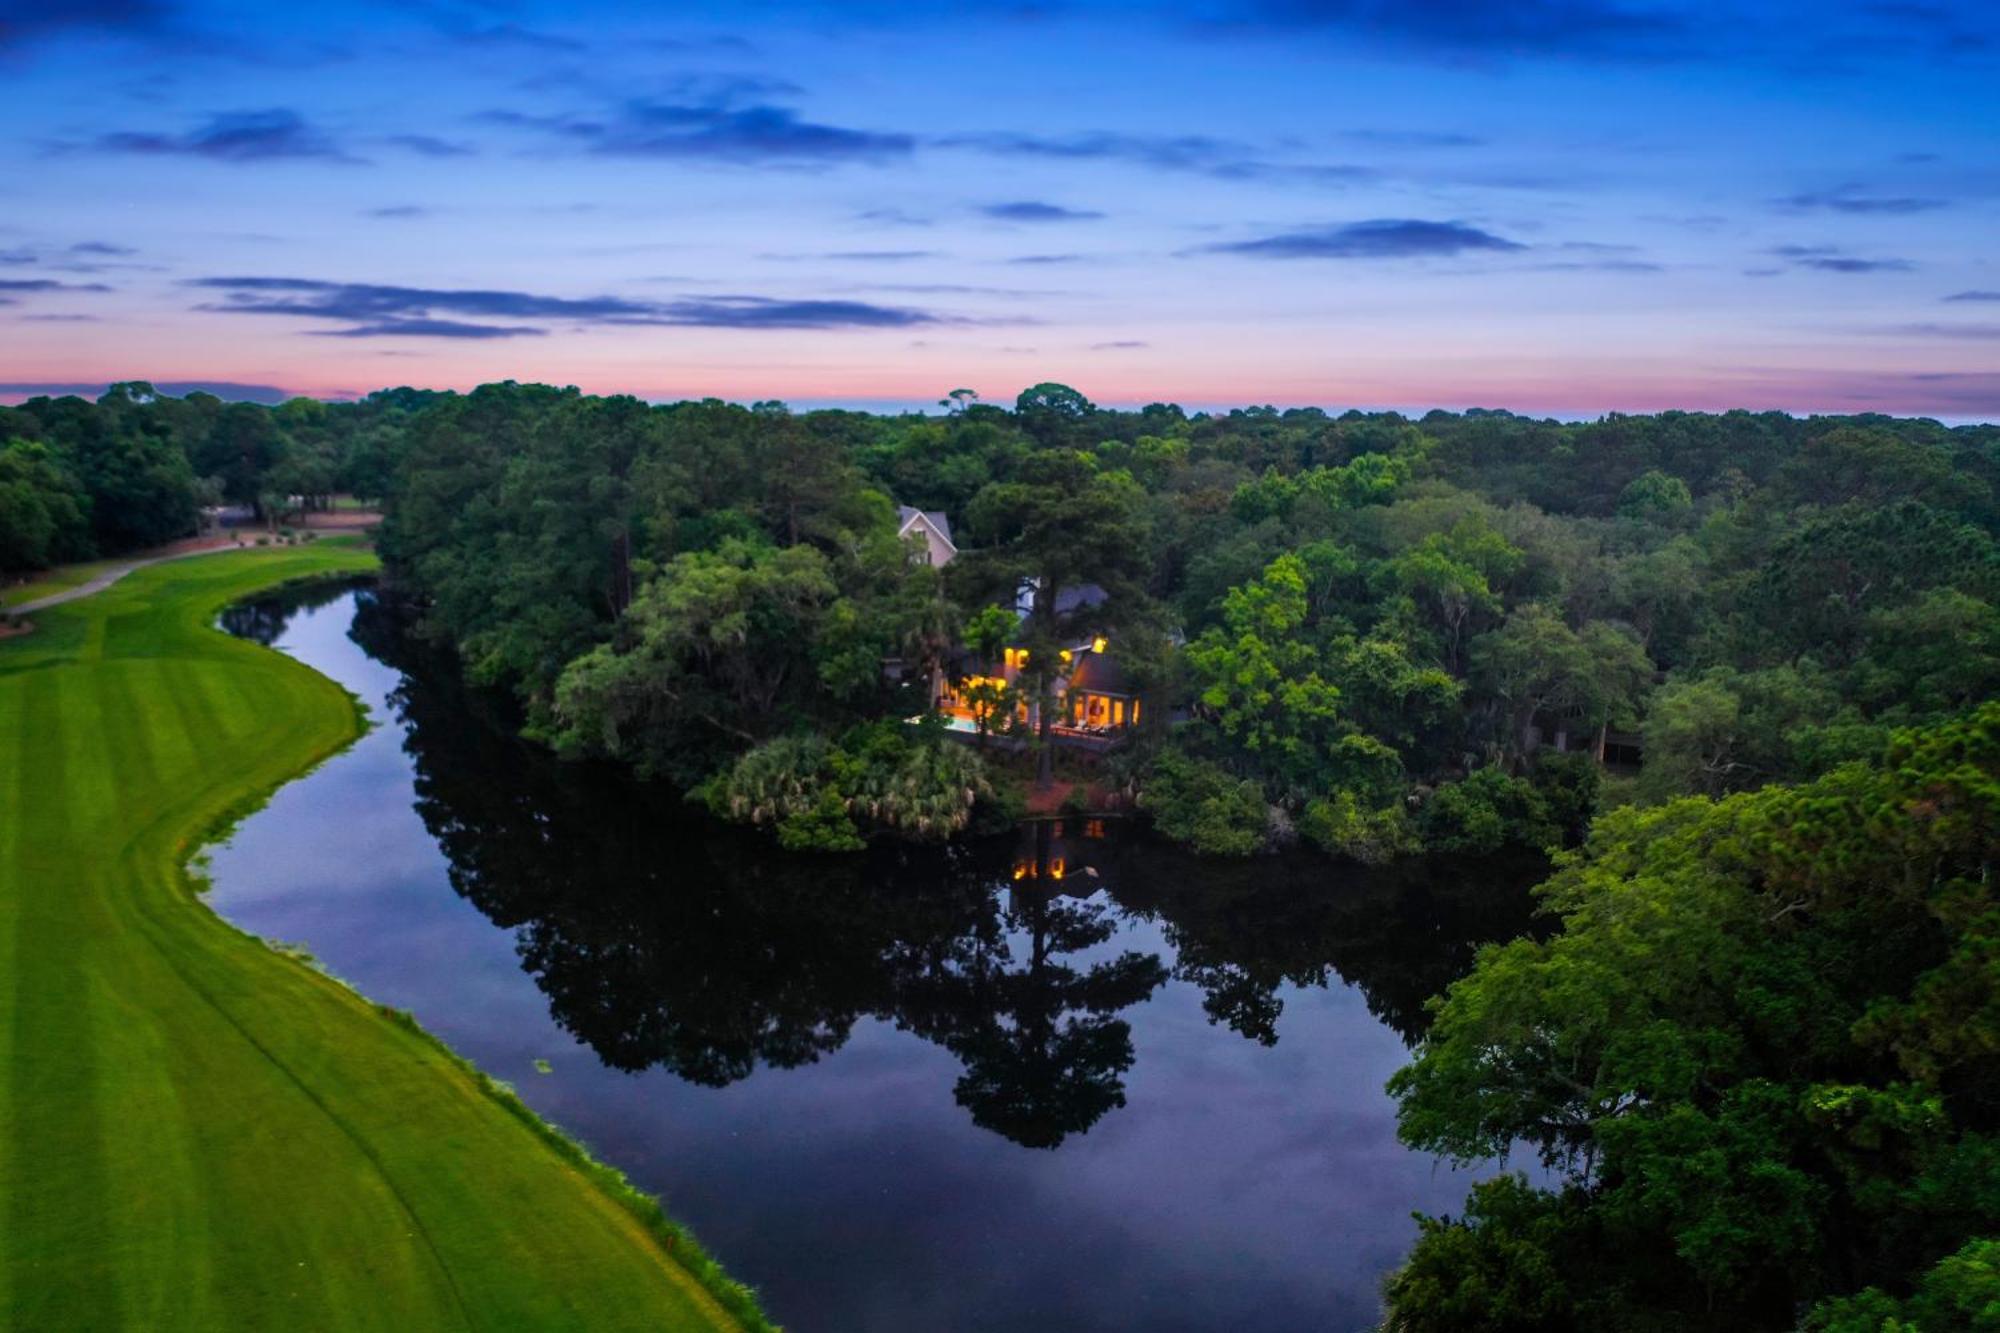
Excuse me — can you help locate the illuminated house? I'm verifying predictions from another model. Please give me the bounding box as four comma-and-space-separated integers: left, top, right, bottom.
935, 578, 1142, 741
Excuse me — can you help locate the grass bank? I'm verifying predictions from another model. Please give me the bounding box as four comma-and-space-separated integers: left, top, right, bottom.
0, 543, 769, 1330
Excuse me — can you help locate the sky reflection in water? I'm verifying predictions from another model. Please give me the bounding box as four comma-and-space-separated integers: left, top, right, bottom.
209, 585, 1542, 1332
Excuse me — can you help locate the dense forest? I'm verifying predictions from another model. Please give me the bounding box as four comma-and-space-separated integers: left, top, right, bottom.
0, 381, 423, 570
10, 380, 2000, 1327
8, 380, 1998, 860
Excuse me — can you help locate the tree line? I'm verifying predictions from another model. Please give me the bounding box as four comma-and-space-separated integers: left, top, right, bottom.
364, 379, 1998, 860
0, 381, 428, 573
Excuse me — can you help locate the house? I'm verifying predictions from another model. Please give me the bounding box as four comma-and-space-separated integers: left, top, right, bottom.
934, 577, 1143, 744
897, 505, 957, 567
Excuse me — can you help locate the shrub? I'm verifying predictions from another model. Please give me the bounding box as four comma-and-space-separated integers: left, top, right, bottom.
1529, 751, 1600, 847
1418, 766, 1556, 854
1300, 790, 1418, 864
1139, 748, 1268, 856
707, 728, 995, 849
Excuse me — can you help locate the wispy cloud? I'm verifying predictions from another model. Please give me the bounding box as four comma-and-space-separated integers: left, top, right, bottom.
486, 101, 913, 164
1204, 0, 1698, 61
613, 296, 948, 329
1092, 339, 1149, 349
766, 249, 940, 262
85, 109, 359, 163
0, 279, 114, 293
1944, 290, 2000, 302
319, 319, 542, 339
981, 201, 1105, 222
1339, 128, 1485, 148
1775, 183, 1949, 213
433, 21, 584, 53
188, 276, 655, 337
362, 205, 428, 219
1885, 322, 2000, 339
383, 133, 475, 158
1771, 243, 1914, 273
187, 276, 960, 336
1198, 218, 1523, 259
940, 130, 1377, 185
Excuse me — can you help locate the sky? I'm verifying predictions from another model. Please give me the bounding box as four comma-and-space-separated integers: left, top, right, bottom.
2, 0, 1998, 419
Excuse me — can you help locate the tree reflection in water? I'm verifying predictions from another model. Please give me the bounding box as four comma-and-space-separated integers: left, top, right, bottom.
348, 590, 1543, 1150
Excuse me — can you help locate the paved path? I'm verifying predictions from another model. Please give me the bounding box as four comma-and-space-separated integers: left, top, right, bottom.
10, 543, 240, 616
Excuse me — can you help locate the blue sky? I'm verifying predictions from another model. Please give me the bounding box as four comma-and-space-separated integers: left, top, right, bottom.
2, 0, 1998, 418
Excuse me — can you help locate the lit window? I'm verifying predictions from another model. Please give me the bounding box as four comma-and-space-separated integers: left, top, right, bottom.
1092, 636, 1108, 653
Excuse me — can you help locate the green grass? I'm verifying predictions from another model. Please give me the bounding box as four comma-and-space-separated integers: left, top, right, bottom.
0, 546, 771, 1331
1, 556, 132, 609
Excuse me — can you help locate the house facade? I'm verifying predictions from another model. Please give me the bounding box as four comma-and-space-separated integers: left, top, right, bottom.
897, 505, 957, 567
934, 581, 1142, 742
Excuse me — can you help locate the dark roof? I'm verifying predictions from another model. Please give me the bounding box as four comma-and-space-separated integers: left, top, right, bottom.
1068, 651, 1135, 695
1053, 583, 1108, 615
897, 505, 954, 547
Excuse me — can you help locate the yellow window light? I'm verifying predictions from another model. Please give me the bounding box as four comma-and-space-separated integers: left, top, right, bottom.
1092, 636, 1108, 654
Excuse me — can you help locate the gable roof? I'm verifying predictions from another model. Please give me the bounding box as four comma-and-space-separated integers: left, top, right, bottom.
897, 505, 955, 549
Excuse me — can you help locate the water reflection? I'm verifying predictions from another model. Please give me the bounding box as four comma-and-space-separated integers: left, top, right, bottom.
350, 589, 1542, 1150
214, 583, 1550, 1330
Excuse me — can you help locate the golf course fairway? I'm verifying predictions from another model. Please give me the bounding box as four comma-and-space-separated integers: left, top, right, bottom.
0, 544, 769, 1331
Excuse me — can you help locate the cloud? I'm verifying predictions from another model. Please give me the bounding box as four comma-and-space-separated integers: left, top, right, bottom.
772, 250, 939, 262
1005, 253, 1085, 265
1945, 290, 2000, 302
1776, 183, 1949, 213
855, 207, 932, 227
88, 109, 358, 163
1771, 244, 1914, 273
18, 314, 101, 323
855, 283, 1066, 297
1209, 0, 1697, 61
1802, 257, 1916, 273
613, 296, 946, 329
1528, 259, 1666, 272
363, 205, 428, 219
488, 101, 912, 164
1886, 322, 2000, 339
435, 22, 583, 52
940, 130, 1377, 185
187, 276, 957, 336
69, 241, 135, 256
384, 133, 475, 158
0, 279, 113, 293
189, 275, 661, 337
1092, 340, 1149, 349
0, 0, 166, 50
318, 319, 544, 339
1199, 218, 1524, 259
1339, 128, 1485, 148
980, 200, 1106, 222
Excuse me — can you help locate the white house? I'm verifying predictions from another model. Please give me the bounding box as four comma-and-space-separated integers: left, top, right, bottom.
897, 505, 957, 567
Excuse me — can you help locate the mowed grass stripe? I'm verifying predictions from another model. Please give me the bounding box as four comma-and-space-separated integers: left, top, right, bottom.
0, 547, 766, 1332
6, 667, 122, 1330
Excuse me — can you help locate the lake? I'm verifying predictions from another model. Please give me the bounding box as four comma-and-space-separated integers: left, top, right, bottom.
207, 582, 1543, 1332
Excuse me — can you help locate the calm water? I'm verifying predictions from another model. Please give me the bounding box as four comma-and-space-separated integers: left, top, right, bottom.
208, 584, 1543, 1333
